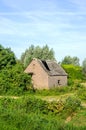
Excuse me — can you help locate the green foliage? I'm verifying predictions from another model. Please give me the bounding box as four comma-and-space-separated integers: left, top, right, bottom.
0, 63, 32, 95
0, 44, 32, 95
19, 95, 81, 116
46, 96, 81, 116
0, 44, 86, 129
82, 58, 86, 76
21, 44, 55, 68
61, 56, 80, 66
62, 64, 83, 85
0, 44, 16, 69
64, 96, 81, 114
19, 96, 48, 114
47, 99, 64, 114
77, 87, 86, 100
67, 79, 74, 86
0, 96, 83, 130
34, 86, 72, 96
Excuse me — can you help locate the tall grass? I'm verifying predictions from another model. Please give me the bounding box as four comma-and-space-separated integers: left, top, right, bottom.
0, 95, 84, 130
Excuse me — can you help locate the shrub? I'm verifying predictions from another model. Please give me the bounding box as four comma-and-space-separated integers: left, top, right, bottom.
0, 64, 32, 95
47, 99, 64, 114
68, 79, 74, 86
62, 64, 83, 80
77, 88, 86, 100
19, 96, 48, 114
64, 96, 81, 114
0, 96, 85, 130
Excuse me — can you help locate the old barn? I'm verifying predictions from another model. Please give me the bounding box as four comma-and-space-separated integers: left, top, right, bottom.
25, 58, 67, 89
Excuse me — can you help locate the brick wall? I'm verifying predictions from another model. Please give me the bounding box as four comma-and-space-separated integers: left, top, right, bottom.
25, 59, 49, 89
48, 76, 67, 88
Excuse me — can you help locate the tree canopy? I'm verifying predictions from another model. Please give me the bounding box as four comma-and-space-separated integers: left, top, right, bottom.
0, 44, 16, 69
21, 44, 56, 68
82, 58, 86, 76
61, 56, 80, 66
0, 44, 32, 94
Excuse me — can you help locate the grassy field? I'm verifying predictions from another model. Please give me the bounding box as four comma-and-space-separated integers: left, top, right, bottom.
0, 84, 86, 130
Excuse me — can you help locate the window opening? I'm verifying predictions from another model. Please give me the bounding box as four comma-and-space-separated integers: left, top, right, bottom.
58, 80, 60, 85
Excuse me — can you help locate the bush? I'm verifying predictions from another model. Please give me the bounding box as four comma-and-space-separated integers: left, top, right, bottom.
62, 64, 83, 81
34, 86, 72, 96
18, 96, 48, 114
68, 79, 74, 86
77, 88, 86, 100
0, 64, 32, 95
0, 45, 16, 70
64, 96, 81, 114
47, 99, 64, 114
0, 96, 84, 130
0, 44, 32, 95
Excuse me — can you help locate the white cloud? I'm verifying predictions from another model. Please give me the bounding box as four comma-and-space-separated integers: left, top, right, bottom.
0, 0, 86, 63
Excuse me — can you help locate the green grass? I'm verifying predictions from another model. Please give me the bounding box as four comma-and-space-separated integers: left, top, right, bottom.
0, 94, 85, 130
70, 108, 86, 127
0, 84, 86, 129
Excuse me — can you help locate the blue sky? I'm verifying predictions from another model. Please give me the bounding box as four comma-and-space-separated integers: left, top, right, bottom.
0, 0, 86, 63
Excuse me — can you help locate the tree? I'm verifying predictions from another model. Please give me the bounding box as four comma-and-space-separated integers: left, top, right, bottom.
82, 58, 86, 75
61, 56, 80, 66
0, 44, 32, 94
0, 63, 32, 94
21, 44, 56, 68
62, 64, 83, 80
0, 44, 16, 69
72, 56, 80, 66
62, 64, 83, 85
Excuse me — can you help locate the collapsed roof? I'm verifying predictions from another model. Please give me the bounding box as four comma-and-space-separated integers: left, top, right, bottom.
38, 59, 67, 76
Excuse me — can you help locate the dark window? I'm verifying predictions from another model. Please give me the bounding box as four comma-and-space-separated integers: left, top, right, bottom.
42, 60, 50, 71
29, 73, 33, 76
58, 80, 60, 85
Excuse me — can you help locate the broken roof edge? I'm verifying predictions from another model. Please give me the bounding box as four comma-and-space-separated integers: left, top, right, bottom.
34, 58, 68, 76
